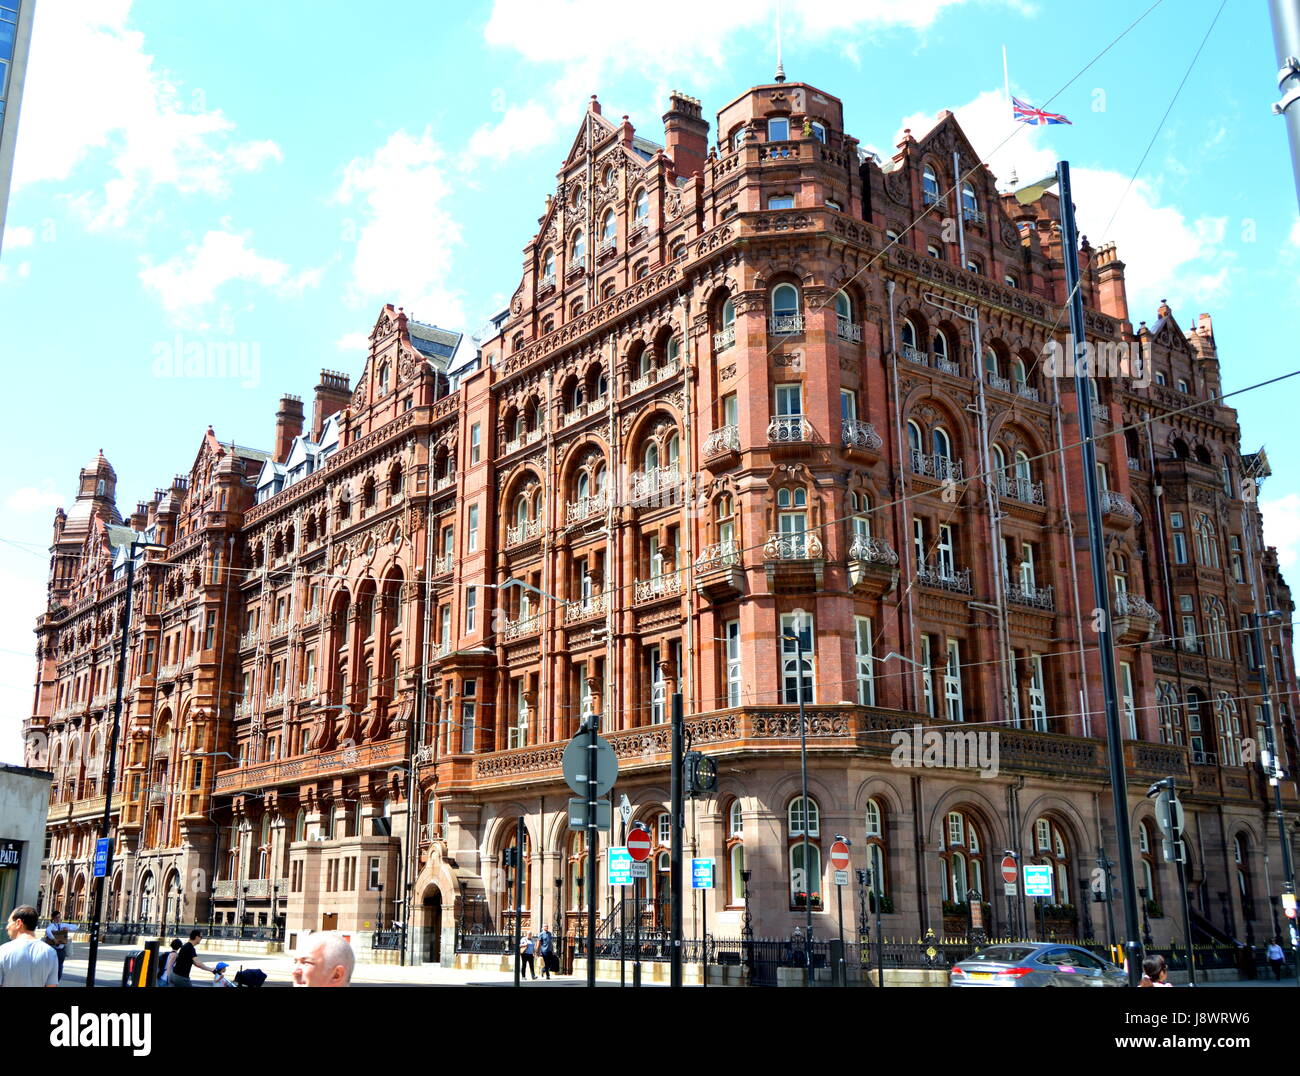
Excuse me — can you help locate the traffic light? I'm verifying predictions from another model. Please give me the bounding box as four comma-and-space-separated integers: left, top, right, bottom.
501, 848, 519, 869
683, 751, 717, 794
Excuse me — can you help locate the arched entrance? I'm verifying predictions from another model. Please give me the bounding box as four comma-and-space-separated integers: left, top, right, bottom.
421, 886, 442, 963
138, 872, 156, 925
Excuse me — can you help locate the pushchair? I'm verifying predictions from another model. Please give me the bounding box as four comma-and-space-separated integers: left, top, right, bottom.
232, 966, 268, 988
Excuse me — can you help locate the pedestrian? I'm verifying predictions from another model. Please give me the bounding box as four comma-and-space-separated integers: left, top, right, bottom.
520, 932, 537, 979
159, 938, 182, 985
43, 906, 70, 981
538, 925, 557, 979
1267, 938, 1286, 981
290, 931, 354, 987
211, 961, 235, 988
1139, 955, 1171, 987
0, 906, 59, 987
168, 929, 218, 988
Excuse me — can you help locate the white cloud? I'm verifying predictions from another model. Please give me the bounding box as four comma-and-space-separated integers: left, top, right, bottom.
1261, 494, 1300, 573
5, 486, 65, 515
3, 225, 34, 249
1290, 218, 1300, 248
333, 129, 466, 328
335, 331, 371, 352
138, 229, 318, 313
466, 102, 565, 166
896, 90, 1234, 318
13, 0, 281, 229
0, 557, 50, 764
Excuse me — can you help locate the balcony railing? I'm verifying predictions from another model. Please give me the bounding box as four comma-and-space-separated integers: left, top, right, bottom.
962, 206, 986, 225
158, 662, 181, 680
1101, 490, 1138, 522
503, 427, 545, 455
703, 424, 740, 458
987, 373, 1012, 393
239, 631, 259, 650
566, 491, 608, 524
841, 419, 882, 452
182, 654, 198, 670
1128, 456, 1142, 471
298, 676, 316, 698
695, 540, 742, 572
917, 562, 973, 594
505, 518, 543, 545
630, 468, 680, 504
763, 532, 824, 560
433, 471, 457, 493
1114, 592, 1159, 620
1006, 579, 1055, 610
434, 639, 452, 659
996, 473, 1045, 505
909, 450, 965, 482
537, 273, 556, 292
769, 314, 804, 336
434, 553, 454, 574
597, 235, 616, 255
768, 416, 812, 444
235, 700, 252, 717
836, 316, 861, 342
626, 358, 681, 396
152, 734, 171, 757
265, 690, 286, 709
562, 396, 607, 426
1191, 749, 1219, 766
565, 594, 607, 622
1015, 383, 1040, 402
302, 606, 321, 625
268, 619, 289, 638
713, 325, 735, 351
933, 355, 962, 376
502, 614, 541, 641
901, 344, 927, 366
635, 572, 683, 603
848, 534, 899, 566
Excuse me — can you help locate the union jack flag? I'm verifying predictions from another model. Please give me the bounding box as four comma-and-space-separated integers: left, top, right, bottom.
1012, 96, 1072, 126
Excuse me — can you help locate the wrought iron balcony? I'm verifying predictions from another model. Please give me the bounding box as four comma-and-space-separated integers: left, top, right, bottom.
996, 473, 1045, 505
635, 571, 683, 603
505, 518, 543, 545
768, 416, 812, 444
901, 344, 928, 366
713, 325, 735, 351
917, 562, 972, 593
433, 471, 457, 493
158, 662, 181, 680
235, 700, 252, 717
1005, 579, 1055, 610
1114, 592, 1159, 620
502, 614, 541, 641
434, 639, 452, 658
626, 358, 681, 396
597, 235, 616, 255
562, 396, 607, 426
909, 450, 964, 482
962, 206, 986, 225
1101, 490, 1138, 523
1128, 456, 1142, 471
503, 427, 545, 456
298, 676, 316, 698
848, 534, 899, 566
933, 355, 962, 376
841, 419, 882, 452
763, 532, 824, 560
703, 424, 740, 458
537, 273, 556, 292
434, 553, 454, 575
565, 594, 607, 622
836, 316, 861, 342
269, 619, 289, 638
987, 373, 1012, 393
1015, 383, 1040, 402
629, 467, 681, 505
302, 606, 321, 625
566, 491, 608, 523
238, 631, 259, 650
695, 540, 742, 572
769, 314, 804, 336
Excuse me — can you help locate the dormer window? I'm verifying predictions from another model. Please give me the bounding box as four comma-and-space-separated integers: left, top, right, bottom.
542, 248, 555, 279
378, 363, 390, 395
767, 117, 790, 141
923, 165, 940, 205
633, 188, 649, 222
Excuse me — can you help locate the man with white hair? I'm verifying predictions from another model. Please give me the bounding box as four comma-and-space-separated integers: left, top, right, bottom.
291, 931, 354, 988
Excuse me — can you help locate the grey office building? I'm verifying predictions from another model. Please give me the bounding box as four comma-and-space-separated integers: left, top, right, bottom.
0, 0, 35, 260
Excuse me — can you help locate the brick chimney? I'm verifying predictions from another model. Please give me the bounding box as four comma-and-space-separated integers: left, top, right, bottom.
312, 370, 352, 441
275, 393, 304, 462
1094, 241, 1129, 322
663, 91, 708, 178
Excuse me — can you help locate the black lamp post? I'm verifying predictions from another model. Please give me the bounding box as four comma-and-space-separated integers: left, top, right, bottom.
780, 615, 814, 987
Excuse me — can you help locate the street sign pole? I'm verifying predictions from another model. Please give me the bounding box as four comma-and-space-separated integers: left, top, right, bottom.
513, 816, 524, 989
836, 884, 845, 986
1151, 777, 1197, 987
586, 719, 598, 989
619, 812, 626, 988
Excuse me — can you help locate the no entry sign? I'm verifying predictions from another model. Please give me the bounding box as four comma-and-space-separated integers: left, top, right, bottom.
1001, 856, 1018, 884
830, 841, 851, 871
627, 829, 653, 861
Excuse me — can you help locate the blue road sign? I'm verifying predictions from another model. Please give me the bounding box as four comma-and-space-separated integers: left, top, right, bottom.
691, 857, 715, 890
609, 847, 633, 886
93, 837, 111, 878
1023, 863, 1053, 898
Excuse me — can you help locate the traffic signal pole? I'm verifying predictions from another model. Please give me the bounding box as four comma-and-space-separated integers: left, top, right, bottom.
670, 692, 684, 988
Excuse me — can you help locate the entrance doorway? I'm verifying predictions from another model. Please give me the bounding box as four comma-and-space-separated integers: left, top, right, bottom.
422, 889, 442, 963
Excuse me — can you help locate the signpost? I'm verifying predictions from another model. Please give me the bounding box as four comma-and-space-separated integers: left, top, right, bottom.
627, 830, 652, 861
564, 725, 618, 988
1148, 777, 1196, 986
93, 837, 111, 879
1024, 863, 1052, 940
610, 847, 633, 886
692, 859, 714, 988
830, 839, 851, 985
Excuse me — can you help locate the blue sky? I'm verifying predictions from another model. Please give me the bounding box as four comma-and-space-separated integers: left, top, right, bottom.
1, 0, 1297, 761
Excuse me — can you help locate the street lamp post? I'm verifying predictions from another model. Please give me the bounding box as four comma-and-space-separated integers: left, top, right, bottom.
84, 536, 166, 989
781, 616, 814, 987
1017, 164, 1144, 984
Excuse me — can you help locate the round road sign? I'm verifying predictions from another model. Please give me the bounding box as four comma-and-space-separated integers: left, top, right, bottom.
1001, 855, 1018, 884
627, 830, 653, 862
829, 841, 851, 871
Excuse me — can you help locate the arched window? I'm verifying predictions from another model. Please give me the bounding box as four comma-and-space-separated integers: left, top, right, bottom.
513, 492, 529, 527
1033, 816, 1072, 908
727, 801, 746, 907
1009, 357, 1028, 391
541, 248, 555, 280
378, 362, 390, 395
984, 347, 999, 380
1014, 450, 1032, 484
600, 209, 616, 243
849, 490, 871, 540
834, 291, 851, 319
643, 440, 659, 472
932, 427, 952, 461
864, 798, 887, 904
771, 283, 800, 319
932, 329, 950, 363
922, 164, 940, 204
633, 188, 649, 222
1138, 819, 1159, 906
1194, 514, 1219, 568
961, 180, 977, 215
1216, 692, 1242, 766
939, 811, 986, 904
1234, 834, 1251, 907
665, 431, 680, 469
788, 796, 822, 908
906, 420, 923, 455
810, 120, 827, 143
1157, 682, 1184, 745
571, 229, 586, 264
665, 336, 681, 365
900, 318, 918, 352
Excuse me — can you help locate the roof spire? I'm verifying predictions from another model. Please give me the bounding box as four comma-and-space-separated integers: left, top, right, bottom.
774, 0, 786, 83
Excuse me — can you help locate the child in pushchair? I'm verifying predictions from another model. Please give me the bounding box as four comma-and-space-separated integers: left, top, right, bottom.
211, 961, 267, 987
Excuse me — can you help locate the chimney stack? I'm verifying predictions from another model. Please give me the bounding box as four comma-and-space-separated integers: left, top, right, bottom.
312, 370, 352, 441
663, 92, 708, 178
275, 393, 304, 462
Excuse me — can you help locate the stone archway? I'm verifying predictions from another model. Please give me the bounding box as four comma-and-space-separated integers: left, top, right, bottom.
420, 885, 443, 963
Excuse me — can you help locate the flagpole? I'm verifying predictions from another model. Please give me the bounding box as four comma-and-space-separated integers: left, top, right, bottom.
1002, 44, 1011, 110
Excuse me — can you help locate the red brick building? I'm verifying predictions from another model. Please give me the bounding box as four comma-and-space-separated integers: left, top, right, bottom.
28, 77, 1300, 961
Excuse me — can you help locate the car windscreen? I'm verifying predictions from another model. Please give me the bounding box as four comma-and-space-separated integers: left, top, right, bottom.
968, 946, 1037, 962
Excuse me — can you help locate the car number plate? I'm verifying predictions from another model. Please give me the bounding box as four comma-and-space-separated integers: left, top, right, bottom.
967, 971, 994, 980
